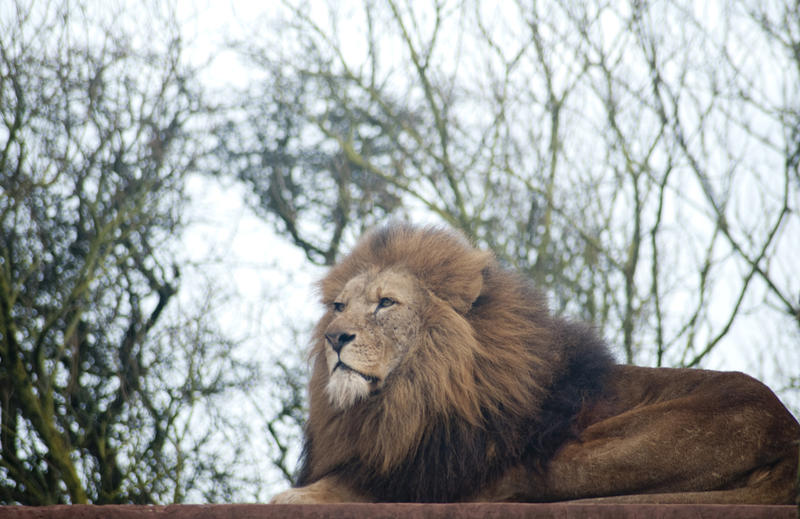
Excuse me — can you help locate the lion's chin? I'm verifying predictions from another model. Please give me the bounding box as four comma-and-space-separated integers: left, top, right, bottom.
326, 370, 372, 409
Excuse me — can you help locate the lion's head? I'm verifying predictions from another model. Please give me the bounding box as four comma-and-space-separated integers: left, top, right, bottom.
297, 223, 611, 501
321, 268, 425, 409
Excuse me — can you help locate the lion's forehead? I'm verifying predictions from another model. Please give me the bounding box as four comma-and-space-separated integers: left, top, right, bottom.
337, 269, 420, 305
338, 272, 371, 300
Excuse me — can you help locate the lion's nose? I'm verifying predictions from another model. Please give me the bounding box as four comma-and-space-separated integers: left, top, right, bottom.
326, 331, 356, 353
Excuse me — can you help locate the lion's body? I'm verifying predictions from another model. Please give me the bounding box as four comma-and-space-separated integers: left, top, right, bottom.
479, 364, 799, 504
271, 224, 800, 504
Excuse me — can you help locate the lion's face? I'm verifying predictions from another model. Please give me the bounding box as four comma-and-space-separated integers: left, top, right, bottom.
323, 268, 424, 410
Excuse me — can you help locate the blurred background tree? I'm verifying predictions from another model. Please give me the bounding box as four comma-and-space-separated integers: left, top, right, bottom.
218, 0, 799, 483
2, 0, 798, 502
0, 1, 254, 504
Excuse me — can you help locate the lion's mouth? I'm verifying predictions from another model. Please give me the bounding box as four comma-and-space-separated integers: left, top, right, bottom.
333, 360, 379, 384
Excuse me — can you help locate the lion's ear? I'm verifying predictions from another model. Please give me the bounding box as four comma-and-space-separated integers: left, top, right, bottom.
430, 250, 492, 314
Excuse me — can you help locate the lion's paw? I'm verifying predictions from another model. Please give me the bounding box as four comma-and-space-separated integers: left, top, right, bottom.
270, 487, 313, 504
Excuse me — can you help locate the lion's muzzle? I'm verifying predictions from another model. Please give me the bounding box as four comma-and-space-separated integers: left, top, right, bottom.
333, 360, 379, 383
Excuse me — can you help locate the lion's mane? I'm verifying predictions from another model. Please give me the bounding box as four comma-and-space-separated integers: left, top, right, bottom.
296, 224, 614, 502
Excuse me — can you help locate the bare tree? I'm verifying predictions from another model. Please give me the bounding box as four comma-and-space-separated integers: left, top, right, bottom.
0, 1, 252, 504
215, 0, 799, 484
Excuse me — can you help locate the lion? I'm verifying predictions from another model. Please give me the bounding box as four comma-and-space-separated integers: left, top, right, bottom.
270, 223, 800, 504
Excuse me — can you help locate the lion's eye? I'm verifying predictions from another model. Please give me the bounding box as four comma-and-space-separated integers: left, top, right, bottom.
332, 302, 345, 312
377, 297, 395, 309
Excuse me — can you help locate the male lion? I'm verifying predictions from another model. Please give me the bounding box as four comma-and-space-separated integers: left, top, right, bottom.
271, 224, 800, 504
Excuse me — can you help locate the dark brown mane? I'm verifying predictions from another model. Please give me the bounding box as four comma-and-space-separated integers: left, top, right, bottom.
296, 223, 614, 502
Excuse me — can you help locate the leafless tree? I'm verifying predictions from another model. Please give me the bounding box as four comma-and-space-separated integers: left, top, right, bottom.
0, 1, 253, 503
216, 0, 799, 484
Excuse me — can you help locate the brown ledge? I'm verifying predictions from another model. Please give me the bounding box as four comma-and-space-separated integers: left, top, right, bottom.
0, 504, 797, 518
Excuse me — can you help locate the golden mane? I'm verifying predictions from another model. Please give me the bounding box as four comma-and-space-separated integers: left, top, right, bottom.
297, 224, 613, 501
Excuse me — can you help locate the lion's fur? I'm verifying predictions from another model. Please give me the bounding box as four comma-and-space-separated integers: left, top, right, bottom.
296, 224, 614, 501
279, 223, 800, 504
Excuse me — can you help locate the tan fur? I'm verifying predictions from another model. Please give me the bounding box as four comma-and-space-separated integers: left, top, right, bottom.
271, 224, 800, 504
